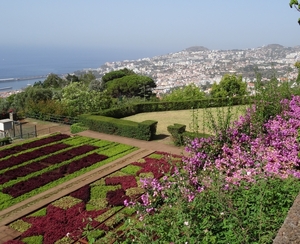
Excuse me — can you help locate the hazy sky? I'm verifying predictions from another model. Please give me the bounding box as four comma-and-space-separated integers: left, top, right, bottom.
1, 1, 300, 57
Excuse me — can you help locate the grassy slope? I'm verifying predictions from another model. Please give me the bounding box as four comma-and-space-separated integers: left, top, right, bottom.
122, 105, 247, 136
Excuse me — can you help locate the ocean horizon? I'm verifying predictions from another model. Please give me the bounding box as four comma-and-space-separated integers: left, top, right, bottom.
0, 46, 166, 91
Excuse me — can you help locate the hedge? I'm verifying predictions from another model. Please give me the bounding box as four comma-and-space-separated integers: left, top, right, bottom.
0, 137, 12, 146
167, 124, 187, 146
93, 96, 250, 118
78, 115, 157, 141
167, 124, 211, 146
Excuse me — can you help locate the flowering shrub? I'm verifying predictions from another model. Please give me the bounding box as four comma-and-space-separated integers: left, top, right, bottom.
121, 95, 300, 243
184, 95, 300, 190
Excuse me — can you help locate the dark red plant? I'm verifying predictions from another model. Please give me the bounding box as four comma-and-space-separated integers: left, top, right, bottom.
70, 185, 91, 203
3, 240, 25, 244
2, 153, 107, 197
21, 202, 107, 243
0, 143, 70, 170
133, 157, 173, 179
0, 134, 70, 158
105, 175, 137, 190
3, 171, 64, 197
106, 188, 130, 206
41, 145, 99, 165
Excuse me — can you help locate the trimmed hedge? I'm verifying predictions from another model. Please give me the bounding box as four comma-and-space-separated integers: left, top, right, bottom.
93, 96, 250, 118
167, 124, 186, 146
167, 124, 211, 146
79, 115, 157, 141
0, 137, 12, 146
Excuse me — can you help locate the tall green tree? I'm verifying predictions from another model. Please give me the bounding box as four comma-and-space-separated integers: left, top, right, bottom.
210, 74, 247, 98
290, 0, 300, 24
89, 79, 104, 92
79, 72, 96, 86
162, 83, 205, 101
42, 73, 63, 88
106, 74, 156, 99
102, 68, 135, 83
61, 82, 112, 115
0, 98, 10, 114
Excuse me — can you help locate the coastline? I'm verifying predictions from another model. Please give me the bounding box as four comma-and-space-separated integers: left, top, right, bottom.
0, 90, 22, 98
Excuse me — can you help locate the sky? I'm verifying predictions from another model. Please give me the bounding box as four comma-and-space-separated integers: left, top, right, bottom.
1, 0, 300, 59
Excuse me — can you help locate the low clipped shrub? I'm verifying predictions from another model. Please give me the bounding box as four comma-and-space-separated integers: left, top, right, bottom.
79, 115, 157, 141
167, 123, 186, 146
0, 137, 12, 146
70, 122, 88, 134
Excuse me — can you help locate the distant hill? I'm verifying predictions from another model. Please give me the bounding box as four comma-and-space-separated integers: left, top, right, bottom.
263, 44, 284, 50
184, 46, 209, 52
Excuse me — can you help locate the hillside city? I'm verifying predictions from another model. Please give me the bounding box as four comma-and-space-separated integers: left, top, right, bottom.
79, 44, 300, 96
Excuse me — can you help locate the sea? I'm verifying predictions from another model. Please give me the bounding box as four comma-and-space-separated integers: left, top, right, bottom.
0, 47, 161, 91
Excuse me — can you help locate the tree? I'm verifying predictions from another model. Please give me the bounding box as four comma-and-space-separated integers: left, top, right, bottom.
65, 74, 80, 83
11, 86, 54, 114
79, 72, 96, 86
25, 86, 53, 103
210, 74, 247, 98
42, 74, 63, 88
162, 83, 205, 101
290, 0, 300, 24
0, 98, 10, 114
89, 79, 104, 92
102, 68, 135, 83
106, 74, 156, 99
295, 61, 300, 83
61, 82, 112, 115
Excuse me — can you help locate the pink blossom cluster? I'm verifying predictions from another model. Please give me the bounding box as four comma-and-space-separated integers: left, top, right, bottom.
134, 96, 300, 210
185, 95, 300, 190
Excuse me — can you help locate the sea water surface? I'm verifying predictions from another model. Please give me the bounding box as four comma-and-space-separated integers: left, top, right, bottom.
0, 46, 159, 91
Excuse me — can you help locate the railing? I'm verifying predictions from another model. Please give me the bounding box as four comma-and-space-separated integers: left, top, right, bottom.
36, 125, 71, 136
25, 113, 79, 125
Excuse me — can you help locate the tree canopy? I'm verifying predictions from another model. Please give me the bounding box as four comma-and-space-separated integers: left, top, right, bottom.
42, 74, 64, 89
102, 68, 135, 83
106, 74, 156, 98
290, 0, 300, 24
61, 82, 112, 115
162, 83, 205, 101
210, 74, 247, 98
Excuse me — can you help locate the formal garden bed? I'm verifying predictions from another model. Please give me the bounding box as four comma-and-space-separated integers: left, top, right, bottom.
0, 133, 137, 212
4, 151, 182, 243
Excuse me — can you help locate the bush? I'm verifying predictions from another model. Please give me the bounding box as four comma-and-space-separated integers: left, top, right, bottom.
70, 122, 88, 134
0, 137, 12, 146
182, 131, 211, 144
167, 123, 186, 146
79, 115, 157, 141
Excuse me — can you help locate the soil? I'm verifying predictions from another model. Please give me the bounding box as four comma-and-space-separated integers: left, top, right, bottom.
19, 118, 72, 136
